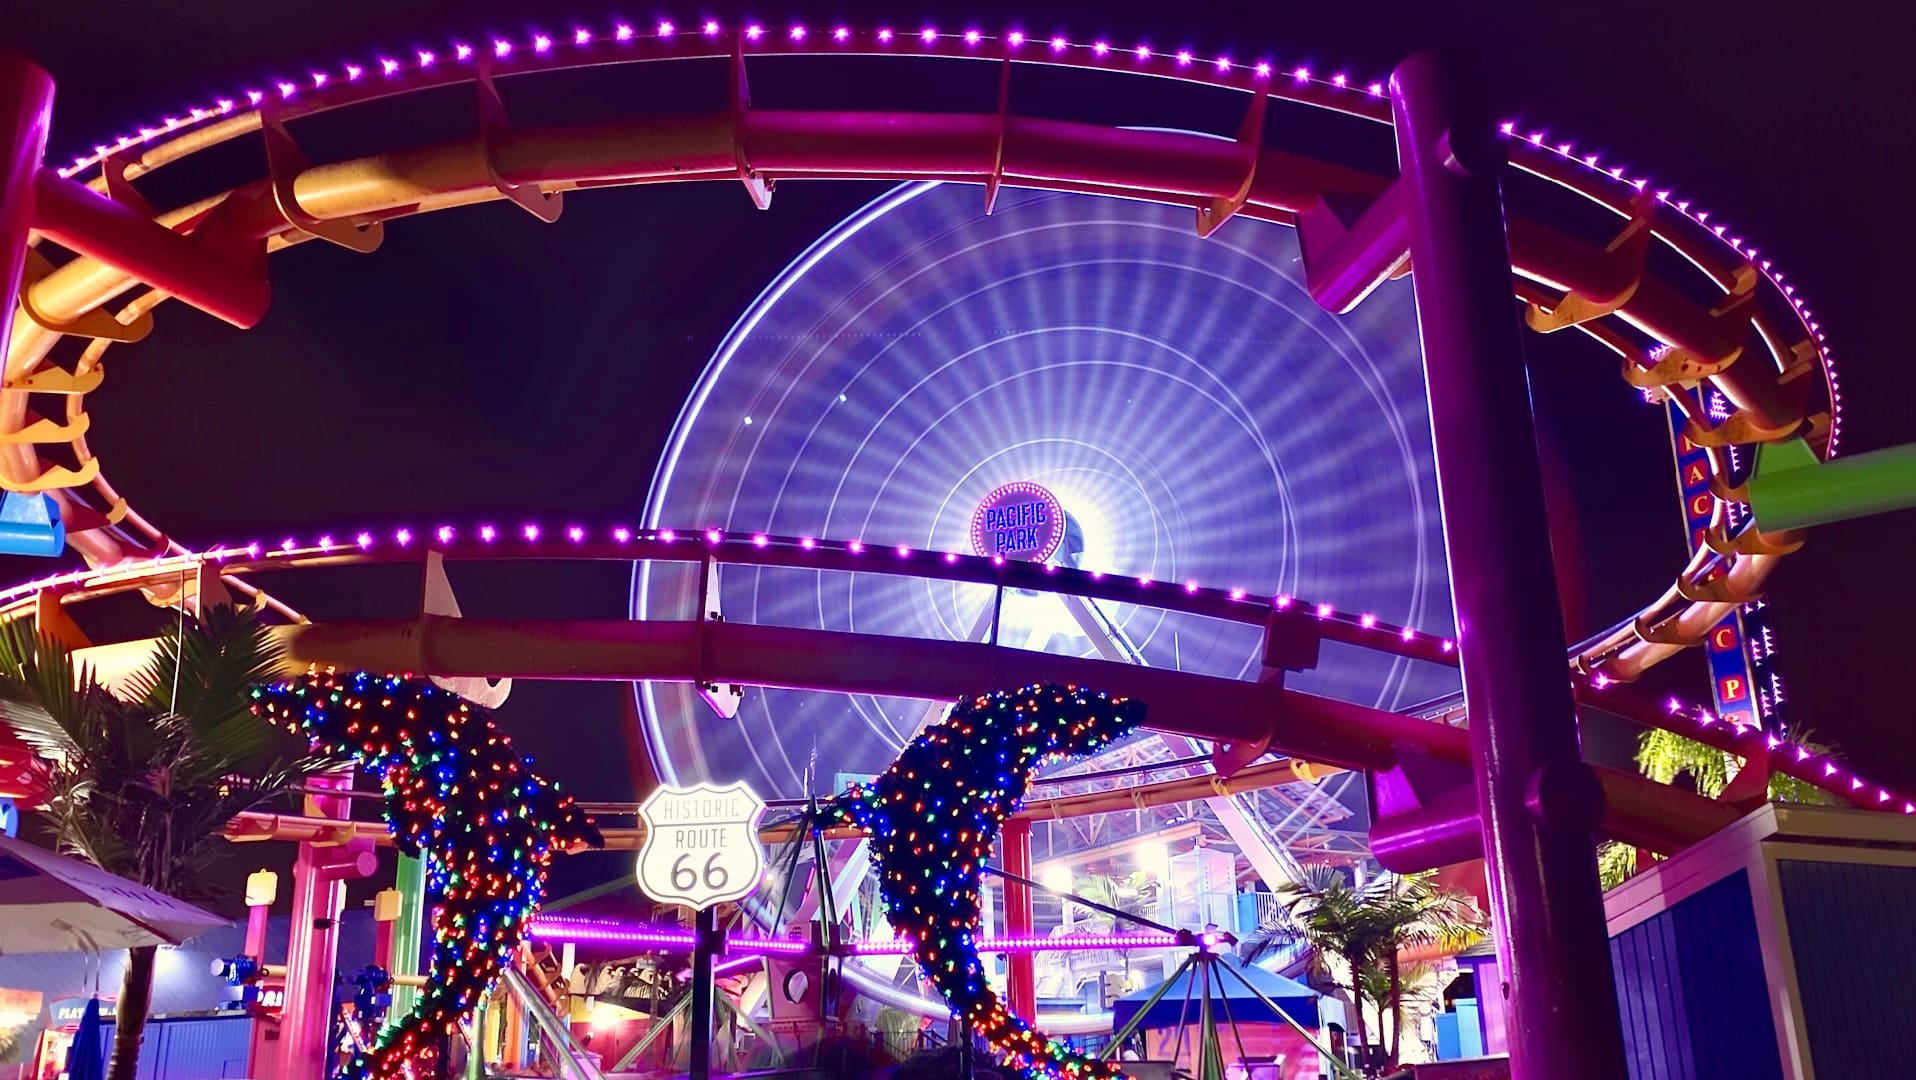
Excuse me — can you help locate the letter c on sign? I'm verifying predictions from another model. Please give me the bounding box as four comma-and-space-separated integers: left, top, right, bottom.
1711, 625, 1738, 651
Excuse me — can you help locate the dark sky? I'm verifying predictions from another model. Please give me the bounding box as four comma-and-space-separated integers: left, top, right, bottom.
7, 0, 1913, 832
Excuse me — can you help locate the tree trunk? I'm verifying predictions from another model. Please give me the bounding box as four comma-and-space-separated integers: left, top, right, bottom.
109, 944, 157, 1080
1385, 948, 1403, 1067
1344, 953, 1371, 1077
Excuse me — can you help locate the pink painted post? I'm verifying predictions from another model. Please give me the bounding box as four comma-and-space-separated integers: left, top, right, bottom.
0, 55, 54, 357
279, 772, 378, 1080
242, 870, 280, 1077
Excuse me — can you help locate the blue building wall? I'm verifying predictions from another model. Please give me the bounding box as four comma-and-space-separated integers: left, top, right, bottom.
91, 1015, 254, 1079
1607, 870, 1781, 1080
1773, 859, 1916, 1075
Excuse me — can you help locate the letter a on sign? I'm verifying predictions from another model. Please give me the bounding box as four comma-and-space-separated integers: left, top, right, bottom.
637, 781, 767, 909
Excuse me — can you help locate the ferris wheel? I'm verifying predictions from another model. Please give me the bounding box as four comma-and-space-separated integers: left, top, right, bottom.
633, 179, 1457, 809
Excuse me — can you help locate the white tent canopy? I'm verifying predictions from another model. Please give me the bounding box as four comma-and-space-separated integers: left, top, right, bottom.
0, 834, 229, 953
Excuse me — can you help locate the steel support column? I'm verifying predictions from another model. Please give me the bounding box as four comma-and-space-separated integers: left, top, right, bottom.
1000, 817, 1036, 1020
1390, 49, 1625, 1078
0, 56, 53, 367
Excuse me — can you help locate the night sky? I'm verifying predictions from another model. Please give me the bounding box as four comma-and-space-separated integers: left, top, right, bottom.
6, 0, 1912, 889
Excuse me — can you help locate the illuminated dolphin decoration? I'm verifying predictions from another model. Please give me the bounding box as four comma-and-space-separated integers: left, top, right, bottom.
828, 683, 1143, 1080
253, 670, 602, 1080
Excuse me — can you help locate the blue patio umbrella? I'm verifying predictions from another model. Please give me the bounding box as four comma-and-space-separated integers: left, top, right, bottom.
1113, 955, 1322, 1032
65, 996, 106, 1080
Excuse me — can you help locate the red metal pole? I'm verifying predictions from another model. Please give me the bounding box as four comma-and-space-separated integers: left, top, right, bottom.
31, 170, 270, 328
1389, 49, 1626, 1078
0, 55, 53, 356
1000, 817, 1036, 1021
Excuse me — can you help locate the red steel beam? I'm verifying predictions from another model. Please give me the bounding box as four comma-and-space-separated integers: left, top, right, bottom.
32, 169, 270, 327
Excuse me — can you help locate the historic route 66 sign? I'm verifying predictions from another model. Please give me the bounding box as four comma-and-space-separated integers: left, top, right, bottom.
636, 782, 767, 909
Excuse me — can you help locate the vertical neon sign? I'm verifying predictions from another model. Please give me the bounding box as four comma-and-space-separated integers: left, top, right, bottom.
1667, 398, 1769, 729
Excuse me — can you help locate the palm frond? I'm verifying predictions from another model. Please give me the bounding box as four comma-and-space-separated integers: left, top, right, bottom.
127, 605, 285, 738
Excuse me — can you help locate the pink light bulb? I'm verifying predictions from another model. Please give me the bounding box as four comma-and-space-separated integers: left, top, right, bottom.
705, 528, 723, 544
877, 28, 894, 42
945, 552, 959, 564
1275, 594, 1292, 609
493, 40, 512, 57
659, 529, 677, 543
753, 534, 770, 548
437, 526, 455, 543
416, 50, 435, 67
1184, 580, 1199, 593
1008, 31, 1025, 46
533, 34, 552, 52
396, 528, 413, 546
1229, 587, 1245, 600
789, 25, 806, 41
567, 526, 585, 542
964, 29, 981, 45
896, 544, 912, 557
574, 28, 592, 45
745, 24, 763, 40
1400, 626, 1415, 642
849, 540, 865, 553
1175, 50, 1192, 66
921, 28, 938, 43
345, 64, 363, 80
621, 24, 639, 40
993, 555, 1006, 566
280, 538, 296, 552
277, 81, 296, 98
612, 527, 631, 543
703, 21, 720, 36
523, 524, 541, 541
1215, 56, 1230, 72
1315, 603, 1332, 618
1136, 45, 1151, 59
312, 71, 328, 86
455, 43, 473, 60
1291, 65, 1310, 82
1441, 639, 1456, 653
799, 537, 816, 550
1051, 36, 1068, 52
318, 535, 334, 550
1360, 613, 1377, 628
1138, 576, 1152, 587
833, 27, 849, 41
356, 532, 373, 550
1094, 41, 1110, 56
1332, 72, 1348, 86
479, 525, 497, 542
1367, 82, 1384, 96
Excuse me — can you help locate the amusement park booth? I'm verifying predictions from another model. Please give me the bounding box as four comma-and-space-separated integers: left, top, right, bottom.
1602, 802, 1916, 1079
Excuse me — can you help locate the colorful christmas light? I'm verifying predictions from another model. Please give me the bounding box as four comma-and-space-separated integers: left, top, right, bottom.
251, 670, 602, 1080
825, 683, 1143, 1080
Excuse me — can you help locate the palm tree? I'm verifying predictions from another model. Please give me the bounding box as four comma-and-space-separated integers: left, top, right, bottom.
1364, 874, 1480, 1067
1243, 868, 1481, 1075
1243, 866, 1390, 1073
0, 605, 339, 1080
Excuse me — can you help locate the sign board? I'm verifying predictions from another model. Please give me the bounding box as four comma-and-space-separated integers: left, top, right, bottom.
1666, 402, 1762, 728
49, 996, 115, 1025
636, 782, 766, 909
970, 481, 1066, 563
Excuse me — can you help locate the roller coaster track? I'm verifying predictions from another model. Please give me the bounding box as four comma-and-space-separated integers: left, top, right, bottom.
3, 21, 1837, 689
3, 526, 1906, 857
